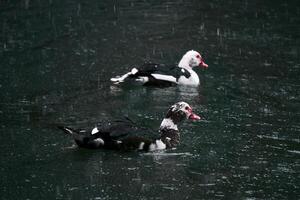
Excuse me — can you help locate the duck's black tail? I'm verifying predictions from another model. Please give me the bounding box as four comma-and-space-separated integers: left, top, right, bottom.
57, 126, 77, 135
58, 126, 99, 148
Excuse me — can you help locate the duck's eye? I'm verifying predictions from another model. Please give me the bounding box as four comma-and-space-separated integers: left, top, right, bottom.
185, 106, 189, 110
196, 55, 200, 58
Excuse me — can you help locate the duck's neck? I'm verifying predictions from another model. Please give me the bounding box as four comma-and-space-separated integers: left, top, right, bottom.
160, 118, 178, 131
178, 56, 192, 70
159, 118, 181, 148
159, 124, 180, 149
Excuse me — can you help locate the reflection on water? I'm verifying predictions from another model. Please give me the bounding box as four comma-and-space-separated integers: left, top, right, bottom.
1, 0, 300, 199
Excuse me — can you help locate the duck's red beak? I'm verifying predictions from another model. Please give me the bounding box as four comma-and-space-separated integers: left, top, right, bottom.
199, 59, 208, 69
188, 112, 201, 120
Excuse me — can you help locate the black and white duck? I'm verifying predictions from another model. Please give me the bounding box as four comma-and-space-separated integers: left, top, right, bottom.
58, 102, 201, 151
110, 50, 208, 87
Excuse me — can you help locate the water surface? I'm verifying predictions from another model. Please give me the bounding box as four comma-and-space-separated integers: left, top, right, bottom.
1, 0, 299, 199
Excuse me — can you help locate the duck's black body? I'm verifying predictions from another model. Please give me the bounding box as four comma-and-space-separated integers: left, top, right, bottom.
58, 102, 201, 152
58, 119, 157, 151
58, 123, 178, 151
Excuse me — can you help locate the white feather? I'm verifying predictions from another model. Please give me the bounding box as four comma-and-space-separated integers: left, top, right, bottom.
160, 118, 178, 130
149, 143, 156, 151
111, 68, 139, 83
131, 68, 138, 74
155, 139, 166, 150
64, 128, 73, 134
148, 140, 166, 151
94, 138, 104, 145
138, 142, 145, 150
91, 127, 99, 135
151, 74, 177, 83
135, 76, 149, 83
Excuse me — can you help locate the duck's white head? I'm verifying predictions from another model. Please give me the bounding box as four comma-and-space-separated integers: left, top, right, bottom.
178, 50, 208, 69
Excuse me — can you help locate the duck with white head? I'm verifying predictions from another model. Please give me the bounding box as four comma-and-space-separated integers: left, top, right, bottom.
110, 50, 208, 86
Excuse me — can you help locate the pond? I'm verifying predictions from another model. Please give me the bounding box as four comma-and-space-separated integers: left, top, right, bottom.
0, 0, 299, 199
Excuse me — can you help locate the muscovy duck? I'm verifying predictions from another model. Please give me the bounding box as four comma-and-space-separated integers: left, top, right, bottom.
58, 102, 201, 151
110, 50, 208, 86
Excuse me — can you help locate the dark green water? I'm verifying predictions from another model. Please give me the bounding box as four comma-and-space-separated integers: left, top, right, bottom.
1, 0, 299, 199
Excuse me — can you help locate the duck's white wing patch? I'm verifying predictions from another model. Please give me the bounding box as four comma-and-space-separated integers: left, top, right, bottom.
135, 76, 149, 83
149, 139, 166, 151
151, 74, 177, 83
149, 143, 156, 151
155, 139, 166, 150
91, 127, 99, 135
94, 138, 104, 145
